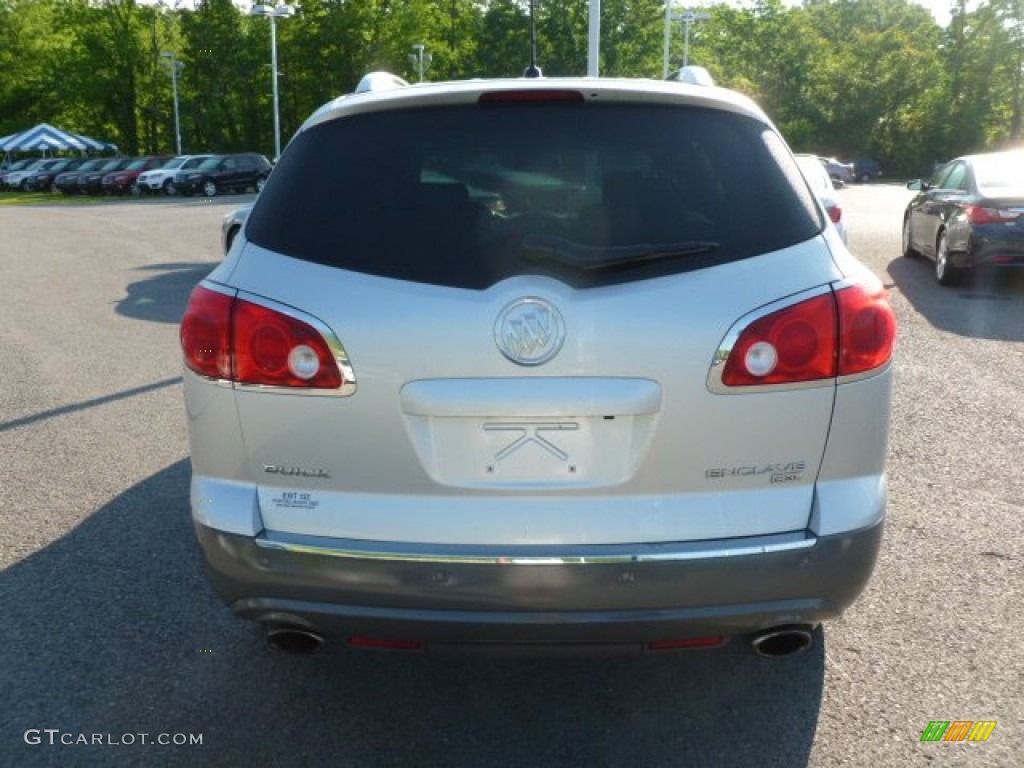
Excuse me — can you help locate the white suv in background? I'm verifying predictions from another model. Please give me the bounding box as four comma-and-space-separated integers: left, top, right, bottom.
180, 72, 896, 658
137, 154, 211, 195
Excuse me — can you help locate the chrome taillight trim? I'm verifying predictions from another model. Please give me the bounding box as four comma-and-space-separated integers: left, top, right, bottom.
187, 280, 357, 397
254, 530, 816, 565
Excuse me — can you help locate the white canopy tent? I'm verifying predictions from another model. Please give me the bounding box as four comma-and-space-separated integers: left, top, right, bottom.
0, 123, 117, 155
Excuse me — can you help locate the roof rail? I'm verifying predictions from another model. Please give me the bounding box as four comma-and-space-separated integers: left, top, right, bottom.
667, 66, 714, 86
355, 72, 411, 94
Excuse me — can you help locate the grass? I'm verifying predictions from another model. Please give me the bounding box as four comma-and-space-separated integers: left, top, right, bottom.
0, 189, 116, 205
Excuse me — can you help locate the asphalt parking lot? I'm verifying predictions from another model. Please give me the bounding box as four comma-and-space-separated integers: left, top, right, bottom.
0, 188, 1021, 767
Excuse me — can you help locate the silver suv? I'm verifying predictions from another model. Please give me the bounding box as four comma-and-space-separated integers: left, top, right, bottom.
181, 73, 896, 657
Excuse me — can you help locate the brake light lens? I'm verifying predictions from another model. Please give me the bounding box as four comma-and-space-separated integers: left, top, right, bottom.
965, 204, 1019, 225
180, 285, 345, 389
479, 89, 584, 104
721, 293, 837, 386
720, 283, 895, 387
181, 286, 232, 379
826, 203, 842, 224
836, 282, 897, 376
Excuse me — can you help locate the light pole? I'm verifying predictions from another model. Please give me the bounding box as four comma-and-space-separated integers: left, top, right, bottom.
160, 52, 183, 155
679, 9, 710, 68
663, 3, 674, 79
250, 3, 295, 160
664, 7, 711, 76
409, 43, 432, 82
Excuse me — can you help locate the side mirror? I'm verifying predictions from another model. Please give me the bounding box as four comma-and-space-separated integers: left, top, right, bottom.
906, 179, 924, 191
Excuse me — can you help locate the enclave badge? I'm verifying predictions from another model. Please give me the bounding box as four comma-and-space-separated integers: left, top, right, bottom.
494, 297, 565, 366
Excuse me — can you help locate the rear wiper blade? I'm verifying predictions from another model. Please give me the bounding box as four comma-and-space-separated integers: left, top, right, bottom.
522, 234, 718, 271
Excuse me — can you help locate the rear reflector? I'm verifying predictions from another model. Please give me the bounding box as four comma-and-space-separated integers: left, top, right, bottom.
720, 282, 895, 387
648, 636, 727, 651
181, 285, 346, 390
347, 636, 424, 651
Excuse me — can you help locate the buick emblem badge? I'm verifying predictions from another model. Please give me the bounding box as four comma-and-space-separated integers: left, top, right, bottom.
494, 297, 565, 366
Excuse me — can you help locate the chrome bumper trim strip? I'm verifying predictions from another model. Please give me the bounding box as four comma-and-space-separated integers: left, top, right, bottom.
253, 531, 816, 565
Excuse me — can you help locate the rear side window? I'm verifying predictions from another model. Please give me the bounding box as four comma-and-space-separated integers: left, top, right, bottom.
249, 103, 821, 289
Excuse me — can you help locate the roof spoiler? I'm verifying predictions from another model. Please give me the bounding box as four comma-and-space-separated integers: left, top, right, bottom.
355, 72, 410, 94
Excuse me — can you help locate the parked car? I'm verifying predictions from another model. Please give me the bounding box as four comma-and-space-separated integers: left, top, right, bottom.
22, 158, 85, 192
794, 153, 848, 244
903, 149, 1024, 285
174, 153, 272, 197
222, 203, 253, 254
137, 154, 214, 196
853, 157, 882, 183
100, 155, 171, 195
78, 157, 133, 195
0, 158, 42, 187
180, 70, 896, 657
3, 158, 63, 190
820, 157, 855, 187
53, 158, 109, 195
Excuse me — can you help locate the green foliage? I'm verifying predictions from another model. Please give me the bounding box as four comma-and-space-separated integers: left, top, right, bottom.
0, 0, 1020, 175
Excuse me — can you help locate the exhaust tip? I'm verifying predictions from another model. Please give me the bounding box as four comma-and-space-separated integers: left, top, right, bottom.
265, 626, 325, 655
751, 625, 814, 658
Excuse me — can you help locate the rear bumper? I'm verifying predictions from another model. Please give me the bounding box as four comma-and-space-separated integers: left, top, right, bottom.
960, 227, 1024, 268
195, 520, 883, 645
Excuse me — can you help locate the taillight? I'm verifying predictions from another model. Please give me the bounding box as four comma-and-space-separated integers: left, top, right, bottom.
965, 204, 1019, 225
181, 286, 232, 379
721, 293, 837, 387
836, 282, 897, 376
826, 203, 842, 224
718, 283, 895, 388
180, 285, 346, 390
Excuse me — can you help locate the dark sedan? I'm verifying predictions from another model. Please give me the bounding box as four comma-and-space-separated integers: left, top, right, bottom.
903, 149, 1024, 285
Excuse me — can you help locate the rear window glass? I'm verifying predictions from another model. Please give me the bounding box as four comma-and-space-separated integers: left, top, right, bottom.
248, 103, 821, 289
973, 152, 1024, 197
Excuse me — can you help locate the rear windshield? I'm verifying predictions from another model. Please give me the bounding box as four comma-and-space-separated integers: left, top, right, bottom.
973, 152, 1024, 197
248, 103, 822, 289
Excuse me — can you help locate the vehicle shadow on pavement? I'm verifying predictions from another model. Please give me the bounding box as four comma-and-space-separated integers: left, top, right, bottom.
887, 256, 1024, 342
0, 461, 825, 768
114, 262, 216, 325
